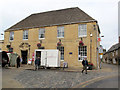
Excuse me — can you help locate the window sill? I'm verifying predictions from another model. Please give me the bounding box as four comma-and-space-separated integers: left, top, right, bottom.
78, 35, 87, 38
23, 39, 28, 40
57, 37, 64, 39
39, 38, 45, 40
78, 60, 83, 62
9, 40, 14, 42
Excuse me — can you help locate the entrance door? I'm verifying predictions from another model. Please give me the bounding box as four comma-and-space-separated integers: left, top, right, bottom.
21, 50, 28, 64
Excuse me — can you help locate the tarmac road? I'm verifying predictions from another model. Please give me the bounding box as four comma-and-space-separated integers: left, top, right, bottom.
82, 75, 119, 88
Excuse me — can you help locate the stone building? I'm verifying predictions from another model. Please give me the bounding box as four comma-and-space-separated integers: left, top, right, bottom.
2, 7, 100, 68
103, 43, 120, 65
0, 40, 4, 51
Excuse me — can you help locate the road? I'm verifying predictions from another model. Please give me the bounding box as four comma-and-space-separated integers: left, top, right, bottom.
82, 75, 119, 88
2, 63, 119, 88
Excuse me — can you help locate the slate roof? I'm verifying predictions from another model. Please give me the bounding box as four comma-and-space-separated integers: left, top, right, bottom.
106, 43, 120, 54
5, 7, 97, 32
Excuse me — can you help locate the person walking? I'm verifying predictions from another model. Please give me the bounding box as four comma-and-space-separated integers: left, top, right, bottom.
16, 55, 21, 68
35, 57, 40, 70
82, 57, 88, 74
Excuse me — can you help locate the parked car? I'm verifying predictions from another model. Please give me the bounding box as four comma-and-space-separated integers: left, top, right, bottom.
0, 51, 10, 67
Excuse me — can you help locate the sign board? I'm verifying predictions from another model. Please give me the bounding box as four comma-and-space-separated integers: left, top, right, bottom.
99, 45, 103, 54
69, 52, 72, 54
99, 53, 103, 55
28, 59, 32, 64
32, 52, 35, 61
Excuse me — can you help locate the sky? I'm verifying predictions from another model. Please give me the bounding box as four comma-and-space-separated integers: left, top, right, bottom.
0, 0, 119, 50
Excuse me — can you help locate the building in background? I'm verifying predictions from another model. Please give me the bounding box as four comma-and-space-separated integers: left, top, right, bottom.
2, 7, 100, 68
118, 1, 120, 43
103, 43, 120, 65
0, 40, 4, 51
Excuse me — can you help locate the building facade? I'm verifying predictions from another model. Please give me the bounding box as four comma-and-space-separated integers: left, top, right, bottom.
103, 43, 120, 65
0, 40, 4, 51
2, 7, 100, 68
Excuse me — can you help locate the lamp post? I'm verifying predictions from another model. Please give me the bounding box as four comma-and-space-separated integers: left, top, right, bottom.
97, 34, 104, 69
28, 45, 31, 61
99, 35, 104, 69
90, 33, 93, 63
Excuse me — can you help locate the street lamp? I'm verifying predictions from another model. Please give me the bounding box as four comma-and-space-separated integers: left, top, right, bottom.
1, 33, 4, 35
28, 45, 31, 61
90, 33, 92, 63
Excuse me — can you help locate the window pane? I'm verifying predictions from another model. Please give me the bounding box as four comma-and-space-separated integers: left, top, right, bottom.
57, 46, 64, 60
10, 32, 14, 40
23, 30, 28, 40
78, 24, 87, 37
57, 26, 64, 38
78, 46, 87, 61
39, 28, 45, 38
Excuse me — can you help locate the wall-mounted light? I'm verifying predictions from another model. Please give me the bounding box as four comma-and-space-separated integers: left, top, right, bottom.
90, 33, 93, 37
93, 25, 96, 30
1, 33, 4, 35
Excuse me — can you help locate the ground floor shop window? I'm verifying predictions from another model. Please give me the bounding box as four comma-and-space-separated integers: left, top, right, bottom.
57, 46, 64, 60
78, 46, 87, 61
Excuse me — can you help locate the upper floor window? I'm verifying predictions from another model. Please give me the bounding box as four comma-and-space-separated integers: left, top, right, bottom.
78, 24, 87, 37
57, 26, 64, 38
23, 30, 28, 40
9, 32, 14, 41
116, 50, 118, 55
112, 52, 114, 56
39, 28, 45, 39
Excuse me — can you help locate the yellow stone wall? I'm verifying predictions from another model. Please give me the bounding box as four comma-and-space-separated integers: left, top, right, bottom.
3, 22, 100, 68
0, 40, 4, 50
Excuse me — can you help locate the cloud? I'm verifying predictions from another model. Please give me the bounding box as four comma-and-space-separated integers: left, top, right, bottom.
0, 0, 119, 50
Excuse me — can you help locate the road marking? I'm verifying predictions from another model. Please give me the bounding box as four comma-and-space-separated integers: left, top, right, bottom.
72, 74, 118, 88
82, 74, 118, 88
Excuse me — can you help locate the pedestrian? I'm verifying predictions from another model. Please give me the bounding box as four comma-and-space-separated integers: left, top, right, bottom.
16, 55, 21, 68
82, 57, 88, 74
20, 58, 23, 64
35, 57, 41, 70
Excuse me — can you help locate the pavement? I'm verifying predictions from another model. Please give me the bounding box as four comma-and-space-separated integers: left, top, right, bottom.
2, 63, 119, 88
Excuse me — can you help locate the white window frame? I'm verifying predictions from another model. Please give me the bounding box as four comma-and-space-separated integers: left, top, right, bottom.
112, 52, 114, 56
57, 26, 64, 38
9, 32, 14, 41
78, 24, 87, 37
78, 46, 87, 61
57, 46, 64, 61
23, 30, 28, 40
39, 28, 45, 39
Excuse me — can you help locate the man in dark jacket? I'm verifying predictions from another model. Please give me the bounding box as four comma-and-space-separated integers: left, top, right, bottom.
82, 57, 88, 74
35, 57, 41, 70
16, 56, 20, 68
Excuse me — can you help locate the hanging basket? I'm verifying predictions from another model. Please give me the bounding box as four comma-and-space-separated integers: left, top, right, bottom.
79, 41, 84, 46
37, 43, 41, 48
57, 42, 62, 46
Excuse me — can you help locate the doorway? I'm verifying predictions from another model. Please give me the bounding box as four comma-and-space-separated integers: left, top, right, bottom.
36, 51, 41, 59
21, 50, 28, 64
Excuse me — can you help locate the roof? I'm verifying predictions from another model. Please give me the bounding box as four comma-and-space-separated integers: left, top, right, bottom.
105, 43, 120, 54
5, 7, 97, 32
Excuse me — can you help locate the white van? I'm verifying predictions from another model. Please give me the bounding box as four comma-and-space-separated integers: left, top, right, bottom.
34, 49, 61, 69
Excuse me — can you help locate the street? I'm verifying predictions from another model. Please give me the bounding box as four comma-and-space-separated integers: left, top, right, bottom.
81, 75, 119, 88
2, 63, 119, 88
